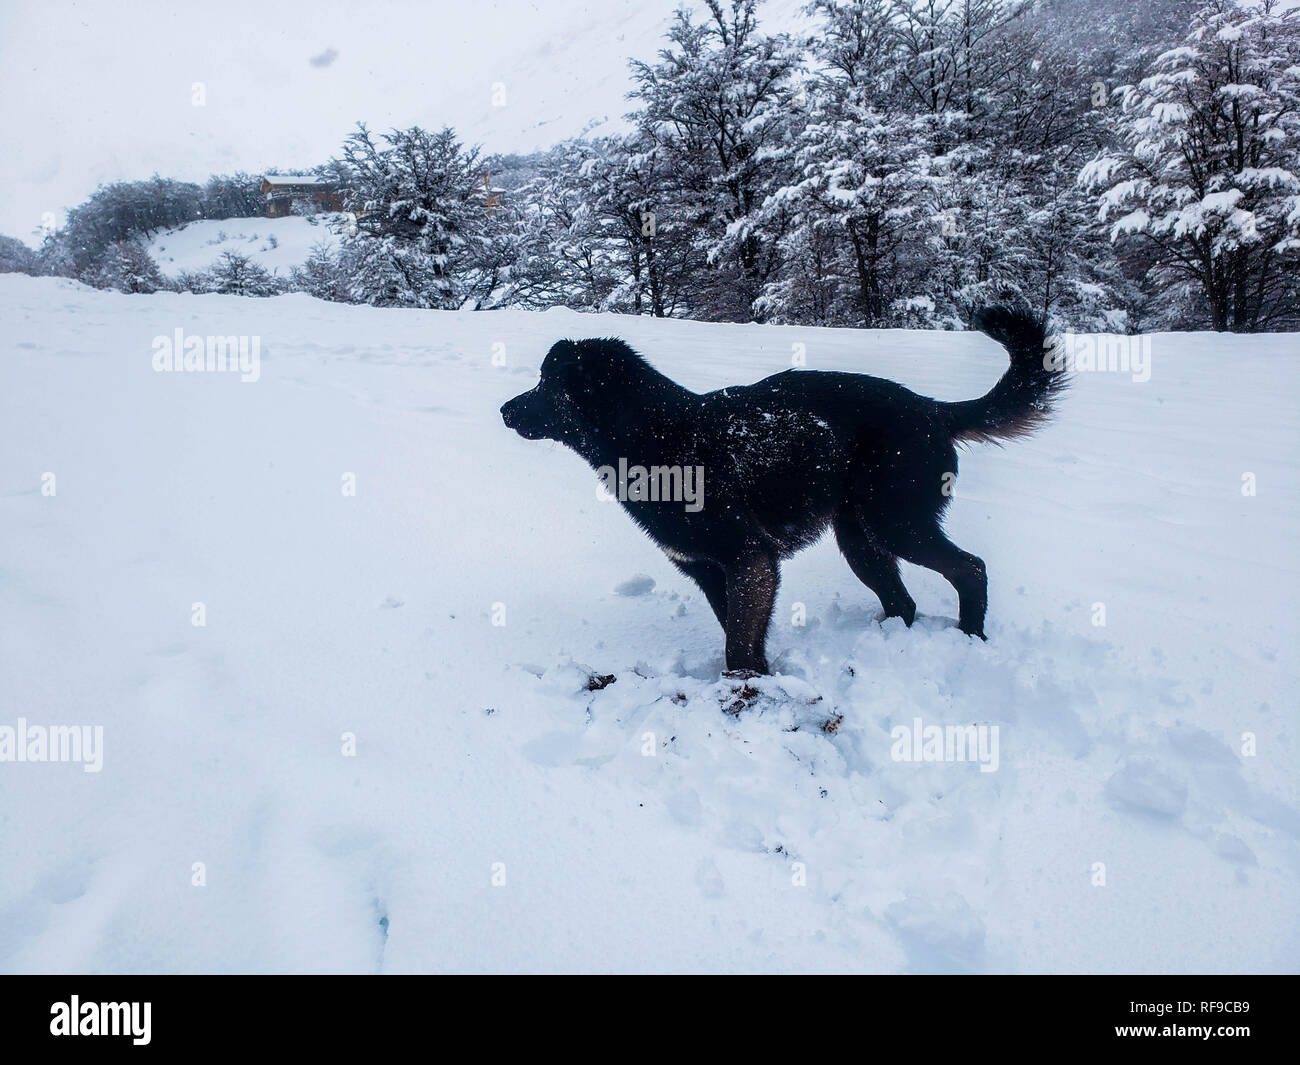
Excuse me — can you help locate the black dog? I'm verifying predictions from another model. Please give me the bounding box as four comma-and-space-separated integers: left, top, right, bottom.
501, 307, 1065, 674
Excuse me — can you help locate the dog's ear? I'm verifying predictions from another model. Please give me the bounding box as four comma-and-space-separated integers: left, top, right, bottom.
542, 338, 643, 402
540, 339, 580, 384
544, 339, 594, 392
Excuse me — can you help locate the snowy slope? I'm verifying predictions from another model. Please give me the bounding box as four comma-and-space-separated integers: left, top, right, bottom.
147, 216, 340, 279
1, 274, 1297, 973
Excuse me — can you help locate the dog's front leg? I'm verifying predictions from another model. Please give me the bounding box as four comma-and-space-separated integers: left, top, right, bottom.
672, 558, 728, 630
723, 548, 779, 674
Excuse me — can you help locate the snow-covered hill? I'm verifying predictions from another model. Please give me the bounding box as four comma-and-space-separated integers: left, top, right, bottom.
147, 216, 340, 280
1, 275, 1297, 973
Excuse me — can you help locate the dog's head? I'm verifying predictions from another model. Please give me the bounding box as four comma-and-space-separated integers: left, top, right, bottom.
500, 338, 642, 446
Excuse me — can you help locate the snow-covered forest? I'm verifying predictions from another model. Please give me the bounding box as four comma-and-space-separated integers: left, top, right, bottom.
4, 0, 1299, 332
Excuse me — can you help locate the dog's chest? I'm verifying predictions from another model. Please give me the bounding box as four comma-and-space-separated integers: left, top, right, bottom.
660, 545, 696, 564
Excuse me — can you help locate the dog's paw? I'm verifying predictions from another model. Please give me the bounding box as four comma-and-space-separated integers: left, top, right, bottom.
719, 671, 763, 716
585, 671, 617, 691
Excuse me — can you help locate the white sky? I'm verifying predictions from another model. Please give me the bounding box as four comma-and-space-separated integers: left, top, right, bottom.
1, 0, 810, 244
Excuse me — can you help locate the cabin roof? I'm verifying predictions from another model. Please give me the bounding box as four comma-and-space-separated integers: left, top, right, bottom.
263, 175, 332, 186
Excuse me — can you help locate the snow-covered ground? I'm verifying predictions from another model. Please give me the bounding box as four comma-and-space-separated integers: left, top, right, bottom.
1, 274, 1297, 973
147, 216, 340, 279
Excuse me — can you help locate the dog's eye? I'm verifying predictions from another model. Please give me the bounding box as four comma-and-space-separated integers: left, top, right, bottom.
547, 363, 582, 393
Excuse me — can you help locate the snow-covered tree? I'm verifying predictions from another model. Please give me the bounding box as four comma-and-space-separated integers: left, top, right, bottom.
207, 250, 280, 297
761, 0, 924, 325
580, 134, 707, 316
172, 269, 212, 295
528, 141, 620, 311
289, 241, 350, 302
202, 173, 265, 220
331, 124, 486, 308
630, 0, 803, 320
0, 235, 38, 275
457, 177, 561, 311
86, 239, 166, 293
1080, 0, 1300, 330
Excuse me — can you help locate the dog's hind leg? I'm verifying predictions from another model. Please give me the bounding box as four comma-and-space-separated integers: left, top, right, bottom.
722, 547, 780, 674
672, 558, 728, 630
846, 429, 982, 636
889, 526, 987, 639
832, 511, 916, 626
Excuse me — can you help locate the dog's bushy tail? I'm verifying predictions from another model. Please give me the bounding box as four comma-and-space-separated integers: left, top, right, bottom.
943, 306, 1067, 445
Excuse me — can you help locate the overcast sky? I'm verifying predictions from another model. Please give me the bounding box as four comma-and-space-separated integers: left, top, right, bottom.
1, 0, 808, 244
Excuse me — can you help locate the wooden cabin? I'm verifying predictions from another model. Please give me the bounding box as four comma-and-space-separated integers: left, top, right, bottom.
260, 175, 344, 217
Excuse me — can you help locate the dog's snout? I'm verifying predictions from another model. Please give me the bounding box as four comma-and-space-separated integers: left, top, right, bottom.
502, 388, 549, 440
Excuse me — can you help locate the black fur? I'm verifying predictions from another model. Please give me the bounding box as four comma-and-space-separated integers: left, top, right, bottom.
501, 307, 1065, 674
